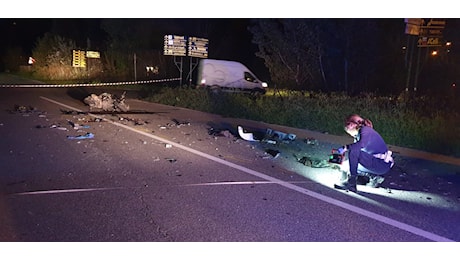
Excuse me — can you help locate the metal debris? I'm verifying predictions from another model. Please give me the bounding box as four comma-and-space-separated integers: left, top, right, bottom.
238, 125, 296, 143
266, 128, 296, 142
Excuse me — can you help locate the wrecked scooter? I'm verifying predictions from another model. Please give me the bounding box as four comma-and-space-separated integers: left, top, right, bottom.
84, 91, 130, 112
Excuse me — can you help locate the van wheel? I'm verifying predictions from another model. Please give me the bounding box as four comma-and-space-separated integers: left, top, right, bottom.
252, 88, 266, 96
209, 85, 221, 94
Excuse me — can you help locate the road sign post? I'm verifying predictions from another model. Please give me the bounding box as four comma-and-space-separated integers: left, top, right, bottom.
163, 35, 209, 87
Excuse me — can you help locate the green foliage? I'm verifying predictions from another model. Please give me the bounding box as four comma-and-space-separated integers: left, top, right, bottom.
31, 33, 89, 81
145, 87, 460, 157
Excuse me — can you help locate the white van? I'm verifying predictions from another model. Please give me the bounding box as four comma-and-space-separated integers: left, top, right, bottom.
196, 59, 268, 94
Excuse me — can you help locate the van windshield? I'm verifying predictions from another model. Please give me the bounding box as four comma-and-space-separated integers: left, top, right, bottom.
244, 72, 258, 83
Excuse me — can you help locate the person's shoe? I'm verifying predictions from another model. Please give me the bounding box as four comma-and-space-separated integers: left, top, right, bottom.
334, 175, 357, 192
368, 175, 385, 188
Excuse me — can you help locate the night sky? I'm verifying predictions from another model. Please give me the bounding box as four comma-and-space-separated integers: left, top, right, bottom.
1, 19, 53, 54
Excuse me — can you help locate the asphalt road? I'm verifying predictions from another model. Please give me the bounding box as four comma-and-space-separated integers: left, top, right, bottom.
0, 75, 459, 243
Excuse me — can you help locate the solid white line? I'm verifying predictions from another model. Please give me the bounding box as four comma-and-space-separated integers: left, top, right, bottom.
183, 181, 311, 186
39, 96, 455, 242
12, 188, 121, 196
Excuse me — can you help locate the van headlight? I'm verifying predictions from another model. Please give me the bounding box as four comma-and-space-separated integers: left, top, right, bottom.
262, 82, 268, 88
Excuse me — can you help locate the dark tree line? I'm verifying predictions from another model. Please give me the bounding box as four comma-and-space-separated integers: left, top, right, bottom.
249, 18, 458, 97
1, 18, 458, 97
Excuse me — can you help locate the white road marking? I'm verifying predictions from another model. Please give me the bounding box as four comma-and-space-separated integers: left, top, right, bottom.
183, 181, 311, 186
39, 96, 455, 242
12, 188, 122, 196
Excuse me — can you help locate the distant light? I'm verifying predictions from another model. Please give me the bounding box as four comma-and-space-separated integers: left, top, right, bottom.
431, 50, 438, 56
446, 41, 452, 46
145, 66, 158, 74
28, 57, 35, 65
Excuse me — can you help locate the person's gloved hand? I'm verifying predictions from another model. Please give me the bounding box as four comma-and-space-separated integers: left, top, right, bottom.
337, 146, 347, 154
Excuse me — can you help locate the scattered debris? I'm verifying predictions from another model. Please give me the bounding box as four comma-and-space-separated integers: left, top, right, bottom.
265, 149, 280, 158
50, 124, 68, 131
304, 138, 319, 145
238, 125, 296, 143
68, 120, 90, 130
13, 105, 36, 113
165, 158, 177, 163
83, 92, 129, 112
67, 132, 94, 140
37, 124, 68, 131
60, 109, 86, 115
295, 154, 331, 168
9, 105, 46, 116
266, 128, 296, 142
159, 119, 191, 129
208, 127, 235, 138
238, 126, 258, 141
119, 117, 148, 125
172, 118, 191, 127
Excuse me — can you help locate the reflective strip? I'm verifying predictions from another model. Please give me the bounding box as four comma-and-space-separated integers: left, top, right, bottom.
374, 150, 394, 167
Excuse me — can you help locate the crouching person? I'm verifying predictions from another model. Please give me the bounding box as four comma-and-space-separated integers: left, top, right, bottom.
334, 114, 394, 192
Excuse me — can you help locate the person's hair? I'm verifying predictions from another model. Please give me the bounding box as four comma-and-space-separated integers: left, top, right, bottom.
344, 114, 373, 129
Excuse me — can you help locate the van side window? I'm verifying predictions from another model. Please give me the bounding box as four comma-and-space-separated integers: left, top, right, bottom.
244, 72, 257, 83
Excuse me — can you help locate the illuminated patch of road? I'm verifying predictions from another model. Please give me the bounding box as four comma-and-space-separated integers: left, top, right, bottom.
39, 96, 455, 242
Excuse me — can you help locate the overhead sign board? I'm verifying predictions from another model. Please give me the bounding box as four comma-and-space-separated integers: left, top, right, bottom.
405, 18, 446, 47
188, 37, 209, 58
163, 35, 209, 58
418, 19, 446, 47
163, 35, 187, 56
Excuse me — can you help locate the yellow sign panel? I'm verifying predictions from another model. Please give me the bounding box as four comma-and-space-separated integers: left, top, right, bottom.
86, 51, 100, 58
72, 50, 87, 67
418, 37, 442, 47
